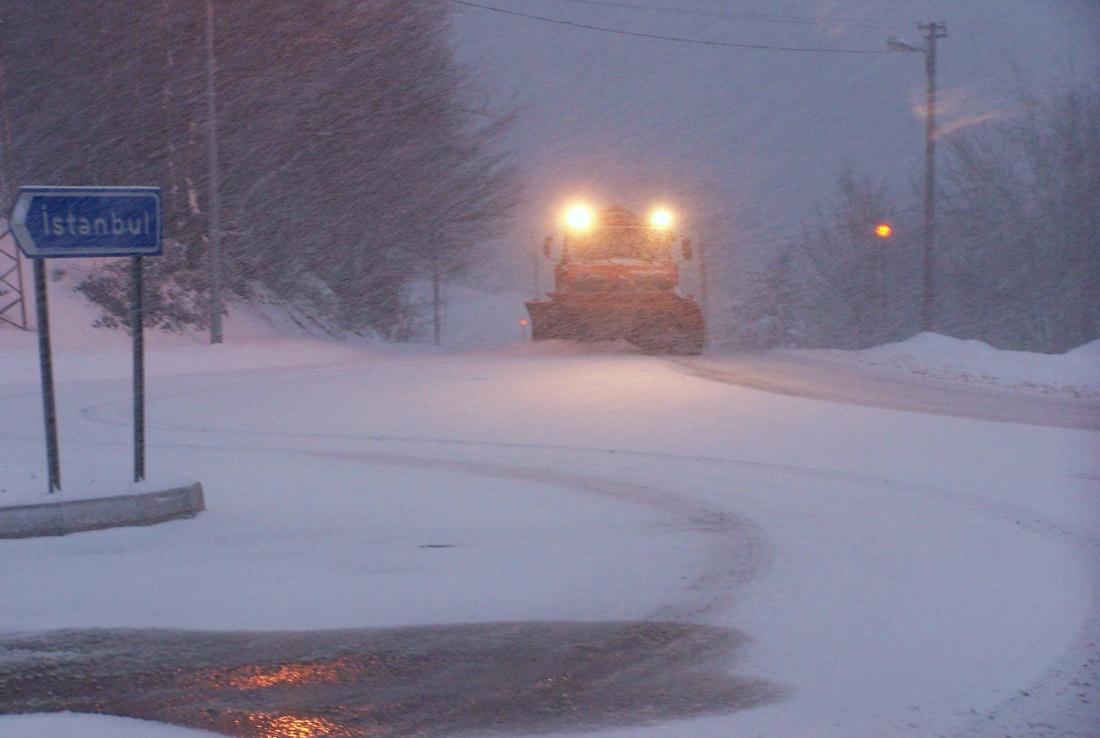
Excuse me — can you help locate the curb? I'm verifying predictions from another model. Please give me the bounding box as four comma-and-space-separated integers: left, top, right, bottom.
0, 482, 204, 539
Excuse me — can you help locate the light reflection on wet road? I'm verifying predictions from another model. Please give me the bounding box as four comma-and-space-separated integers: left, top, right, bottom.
0, 621, 781, 737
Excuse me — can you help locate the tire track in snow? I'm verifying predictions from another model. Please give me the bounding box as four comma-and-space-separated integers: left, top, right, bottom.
78, 404, 771, 625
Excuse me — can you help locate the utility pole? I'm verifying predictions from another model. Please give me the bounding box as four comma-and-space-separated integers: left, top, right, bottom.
431, 252, 442, 346
888, 22, 946, 333
430, 226, 443, 347
531, 231, 540, 297
204, 0, 225, 344
696, 238, 709, 348
919, 22, 946, 333
873, 223, 892, 341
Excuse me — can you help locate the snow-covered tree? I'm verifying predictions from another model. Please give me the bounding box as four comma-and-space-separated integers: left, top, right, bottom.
0, 0, 517, 338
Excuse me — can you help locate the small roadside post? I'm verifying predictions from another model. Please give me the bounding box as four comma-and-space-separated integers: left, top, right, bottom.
10, 186, 162, 492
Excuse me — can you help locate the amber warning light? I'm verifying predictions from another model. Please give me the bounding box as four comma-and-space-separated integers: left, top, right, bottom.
874, 223, 893, 239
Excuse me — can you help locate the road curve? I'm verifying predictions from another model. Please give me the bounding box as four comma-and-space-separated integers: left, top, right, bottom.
3, 352, 1097, 737
672, 352, 1100, 431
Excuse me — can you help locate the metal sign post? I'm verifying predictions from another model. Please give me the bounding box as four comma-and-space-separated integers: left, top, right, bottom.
32, 258, 60, 492
11, 186, 161, 493
131, 256, 145, 482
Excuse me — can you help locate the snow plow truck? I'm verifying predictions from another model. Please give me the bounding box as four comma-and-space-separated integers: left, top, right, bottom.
526, 204, 704, 354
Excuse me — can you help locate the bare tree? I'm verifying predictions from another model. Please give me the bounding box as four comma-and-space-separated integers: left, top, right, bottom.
937, 76, 1100, 352
737, 72, 1098, 354
746, 172, 917, 349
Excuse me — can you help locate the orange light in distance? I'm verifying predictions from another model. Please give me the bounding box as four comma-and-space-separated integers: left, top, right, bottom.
874, 223, 893, 239
564, 204, 594, 231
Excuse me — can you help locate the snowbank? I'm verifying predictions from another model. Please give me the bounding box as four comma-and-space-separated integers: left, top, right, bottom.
439, 283, 530, 348
797, 332, 1100, 399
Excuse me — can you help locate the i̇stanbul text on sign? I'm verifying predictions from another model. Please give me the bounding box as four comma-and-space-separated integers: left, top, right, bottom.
11, 186, 162, 258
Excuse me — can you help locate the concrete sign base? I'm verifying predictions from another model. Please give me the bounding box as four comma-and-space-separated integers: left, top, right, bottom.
0, 482, 203, 539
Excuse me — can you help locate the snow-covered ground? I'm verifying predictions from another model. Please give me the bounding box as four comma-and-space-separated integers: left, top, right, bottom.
0, 713, 223, 738
1, 287, 1098, 737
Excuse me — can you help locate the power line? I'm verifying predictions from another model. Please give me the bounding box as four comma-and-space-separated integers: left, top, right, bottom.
545, 0, 902, 30
450, 0, 895, 54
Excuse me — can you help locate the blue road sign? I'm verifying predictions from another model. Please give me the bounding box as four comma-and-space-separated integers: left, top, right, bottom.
10, 186, 162, 258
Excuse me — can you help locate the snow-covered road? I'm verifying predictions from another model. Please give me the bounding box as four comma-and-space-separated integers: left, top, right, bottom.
1, 346, 1097, 736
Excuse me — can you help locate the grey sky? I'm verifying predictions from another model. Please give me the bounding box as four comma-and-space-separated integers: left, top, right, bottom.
452, 0, 1099, 274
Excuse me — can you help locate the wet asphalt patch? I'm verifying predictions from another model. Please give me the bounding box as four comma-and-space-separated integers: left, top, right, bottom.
0, 621, 782, 736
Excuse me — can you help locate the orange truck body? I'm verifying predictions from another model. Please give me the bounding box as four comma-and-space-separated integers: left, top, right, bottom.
526, 206, 704, 354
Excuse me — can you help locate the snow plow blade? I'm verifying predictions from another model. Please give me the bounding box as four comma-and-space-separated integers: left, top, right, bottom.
526, 293, 704, 355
